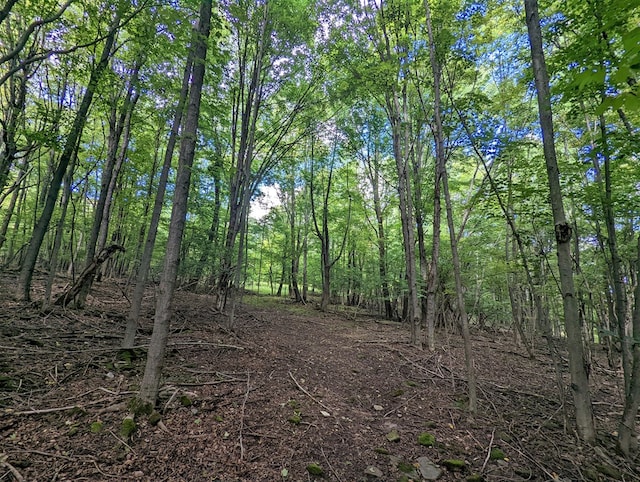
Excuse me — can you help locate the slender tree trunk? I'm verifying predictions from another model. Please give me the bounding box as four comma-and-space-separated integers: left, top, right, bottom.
388, 86, 420, 344
0, 156, 28, 251
599, 115, 630, 390
122, 53, 194, 349
43, 154, 76, 306
442, 167, 478, 414
423, 0, 444, 351
424, 0, 475, 411
0, 61, 27, 197
138, 0, 211, 405
524, 0, 595, 443
76, 64, 141, 307
16, 13, 120, 301
618, 235, 640, 455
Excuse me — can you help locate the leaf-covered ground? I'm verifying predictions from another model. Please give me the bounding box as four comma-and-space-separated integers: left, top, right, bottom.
0, 274, 637, 481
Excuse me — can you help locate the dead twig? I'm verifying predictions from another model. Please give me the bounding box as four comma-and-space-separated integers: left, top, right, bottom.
92, 460, 120, 478
171, 378, 245, 387
0, 455, 25, 482
321, 447, 343, 482
108, 429, 135, 455
14, 396, 113, 415
383, 394, 419, 417
395, 349, 446, 380
169, 341, 244, 350
480, 428, 495, 473
288, 371, 332, 415
239, 372, 250, 461
162, 388, 180, 414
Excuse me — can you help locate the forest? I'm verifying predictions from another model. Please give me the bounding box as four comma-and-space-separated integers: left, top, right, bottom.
1, 0, 639, 480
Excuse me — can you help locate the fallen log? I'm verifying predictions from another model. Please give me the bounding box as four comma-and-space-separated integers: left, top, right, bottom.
54, 244, 125, 307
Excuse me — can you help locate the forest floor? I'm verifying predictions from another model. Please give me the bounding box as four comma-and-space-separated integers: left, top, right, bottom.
0, 273, 638, 482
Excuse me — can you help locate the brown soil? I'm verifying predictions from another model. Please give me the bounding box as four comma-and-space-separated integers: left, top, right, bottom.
0, 274, 637, 481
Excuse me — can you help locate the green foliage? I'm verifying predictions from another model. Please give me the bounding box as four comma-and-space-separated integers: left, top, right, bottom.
288, 411, 302, 424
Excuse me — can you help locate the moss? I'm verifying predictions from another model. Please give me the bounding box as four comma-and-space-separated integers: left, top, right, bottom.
179, 395, 193, 407
514, 468, 533, 479
466, 474, 485, 482
386, 430, 401, 442
67, 426, 79, 436
442, 459, 466, 471
120, 417, 136, 438
490, 448, 505, 460
0, 375, 16, 389
306, 463, 324, 476
90, 422, 103, 433
418, 432, 435, 447
288, 411, 302, 424
127, 397, 153, 416
148, 412, 162, 426
391, 388, 405, 397
397, 461, 415, 473
374, 447, 390, 455
405, 380, 419, 387
286, 399, 299, 409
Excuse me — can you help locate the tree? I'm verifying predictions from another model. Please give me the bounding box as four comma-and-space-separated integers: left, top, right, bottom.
123, 38, 195, 348
524, 0, 596, 443
309, 131, 351, 311
138, 0, 212, 406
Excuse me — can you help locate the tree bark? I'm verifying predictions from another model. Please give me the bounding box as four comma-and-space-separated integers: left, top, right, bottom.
122, 52, 194, 349
77, 62, 141, 307
138, 0, 211, 405
524, 0, 596, 443
424, 0, 476, 412
54, 244, 125, 307
618, 235, 640, 455
423, 0, 443, 352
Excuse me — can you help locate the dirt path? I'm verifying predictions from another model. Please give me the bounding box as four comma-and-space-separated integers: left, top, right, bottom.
0, 281, 635, 481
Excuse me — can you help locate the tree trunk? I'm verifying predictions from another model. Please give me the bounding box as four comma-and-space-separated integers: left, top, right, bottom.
77, 62, 141, 307
618, 235, 640, 455
43, 154, 76, 307
524, 0, 596, 443
365, 147, 393, 319
599, 114, 631, 391
122, 52, 194, 349
17, 12, 120, 301
138, 0, 211, 406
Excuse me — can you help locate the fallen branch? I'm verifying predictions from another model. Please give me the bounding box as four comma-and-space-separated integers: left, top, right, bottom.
321, 447, 343, 482
383, 394, 419, 418
171, 378, 245, 387
54, 244, 125, 306
14, 396, 113, 415
480, 428, 495, 473
169, 341, 244, 350
239, 372, 250, 461
0, 455, 24, 482
288, 371, 332, 415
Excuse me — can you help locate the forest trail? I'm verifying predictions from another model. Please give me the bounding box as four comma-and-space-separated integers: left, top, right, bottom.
0, 277, 634, 481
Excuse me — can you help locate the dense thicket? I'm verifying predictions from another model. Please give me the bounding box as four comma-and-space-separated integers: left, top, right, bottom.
0, 0, 638, 447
